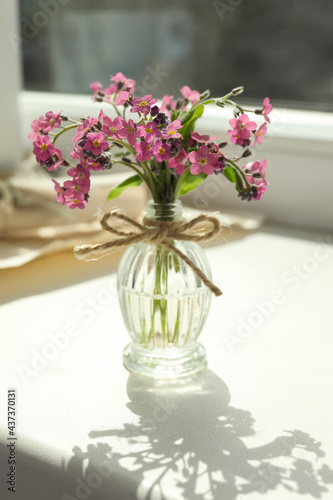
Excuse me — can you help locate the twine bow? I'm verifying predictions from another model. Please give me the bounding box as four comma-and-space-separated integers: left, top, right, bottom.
74, 210, 223, 297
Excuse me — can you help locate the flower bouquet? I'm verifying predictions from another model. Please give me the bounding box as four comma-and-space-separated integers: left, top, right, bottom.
29, 72, 272, 377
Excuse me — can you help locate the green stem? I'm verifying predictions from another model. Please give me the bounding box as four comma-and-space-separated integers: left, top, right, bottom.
227, 159, 251, 189
52, 124, 78, 144
225, 101, 255, 114
174, 168, 188, 199
108, 138, 135, 155
106, 100, 121, 117
107, 138, 160, 201
171, 252, 181, 344
150, 246, 168, 345
114, 161, 146, 181
65, 118, 80, 124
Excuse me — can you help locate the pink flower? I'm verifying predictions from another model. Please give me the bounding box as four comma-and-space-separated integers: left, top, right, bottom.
70, 144, 85, 160
52, 179, 66, 204
63, 166, 90, 209
228, 114, 257, 146
64, 178, 90, 196
28, 119, 44, 141
73, 117, 98, 143
153, 140, 171, 162
90, 81, 104, 95
68, 165, 91, 187
110, 72, 135, 91
33, 135, 55, 162
131, 95, 157, 115
180, 86, 200, 104
168, 149, 188, 175
135, 141, 153, 162
104, 83, 118, 100
253, 185, 267, 200
161, 95, 176, 114
66, 192, 87, 210
44, 148, 64, 171
161, 119, 183, 140
118, 119, 137, 146
115, 85, 135, 106
254, 123, 267, 146
188, 145, 219, 175
101, 116, 124, 139
86, 158, 105, 171
262, 97, 273, 123
136, 121, 161, 143
41, 111, 62, 133
29, 111, 62, 139
84, 132, 109, 156
244, 159, 268, 186
64, 180, 86, 196
191, 132, 217, 144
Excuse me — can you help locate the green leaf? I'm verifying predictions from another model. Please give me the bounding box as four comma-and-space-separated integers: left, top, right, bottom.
179, 106, 198, 126
223, 166, 237, 183
106, 175, 143, 201
170, 109, 179, 122
177, 170, 207, 197
179, 105, 204, 144
114, 151, 131, 158
223, 165, 244, 192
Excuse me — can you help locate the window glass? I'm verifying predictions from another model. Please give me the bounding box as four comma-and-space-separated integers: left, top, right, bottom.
20, 0, 333, 111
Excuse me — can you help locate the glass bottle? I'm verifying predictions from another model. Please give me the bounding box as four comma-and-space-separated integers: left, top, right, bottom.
117, 200, 212, 377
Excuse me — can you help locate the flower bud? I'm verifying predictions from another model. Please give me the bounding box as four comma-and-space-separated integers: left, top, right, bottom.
199, 89, 210, 100
150, 106, 159, 117
231, 86, 244, 96
218, 142, 228, 149
176, 100, 183, 110
122, 157, 132, 164
242, 149, 252, 158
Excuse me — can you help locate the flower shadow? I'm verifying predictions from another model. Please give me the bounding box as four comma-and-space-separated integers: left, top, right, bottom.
64, 369, 333, 499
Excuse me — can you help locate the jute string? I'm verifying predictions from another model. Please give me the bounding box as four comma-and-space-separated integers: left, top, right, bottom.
74, 210, 223, 297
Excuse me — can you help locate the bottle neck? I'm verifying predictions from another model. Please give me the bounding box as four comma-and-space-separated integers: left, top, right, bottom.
145, 200, 183, 223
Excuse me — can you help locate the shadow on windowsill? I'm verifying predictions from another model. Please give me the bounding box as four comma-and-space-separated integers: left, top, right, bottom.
63, 369, 333, 499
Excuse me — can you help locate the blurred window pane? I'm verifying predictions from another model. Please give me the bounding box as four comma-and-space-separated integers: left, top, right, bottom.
20, 0, 333, 111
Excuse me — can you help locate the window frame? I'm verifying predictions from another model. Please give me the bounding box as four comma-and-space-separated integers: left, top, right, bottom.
0, 0, 22, 172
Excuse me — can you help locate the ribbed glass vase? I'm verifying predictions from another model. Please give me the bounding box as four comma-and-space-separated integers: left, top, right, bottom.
117, 200, 212, 377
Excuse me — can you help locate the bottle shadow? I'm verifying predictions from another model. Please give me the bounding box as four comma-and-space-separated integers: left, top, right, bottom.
64, 369, 333, 499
